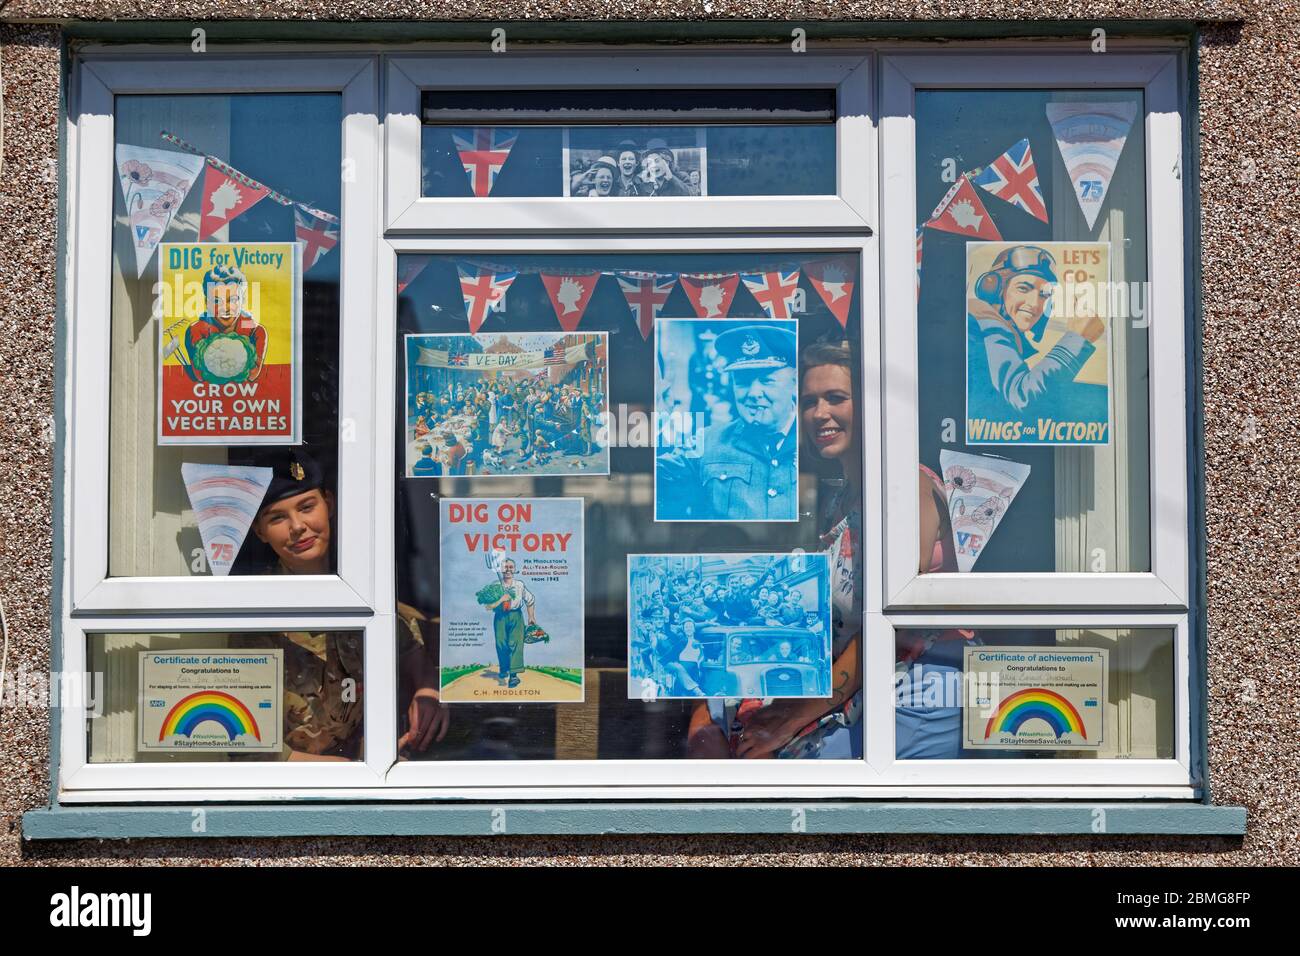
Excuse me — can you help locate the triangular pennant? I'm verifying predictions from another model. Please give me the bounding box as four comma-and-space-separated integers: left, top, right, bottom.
939, 450, 1031, 573
451, 128, 519, 197
116, 144, 206, 277
915, 228, 924, 298
540, 273, 600, 333
616, 272, 677, 340
457, 265, 517, 333
679, 273, 740, 319
180, 463, 274, 577
293, 204, 339, 271
971, 138, 1049, 223
397, 257, 431, 294
925, 176, 1002, 241
198, 162, 271, 239
804, 256, 858, 328
740, 268, 803, 319
1045, 101, 1137, 230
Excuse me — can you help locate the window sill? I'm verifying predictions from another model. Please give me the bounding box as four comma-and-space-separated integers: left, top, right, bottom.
23, 801, 1246, 840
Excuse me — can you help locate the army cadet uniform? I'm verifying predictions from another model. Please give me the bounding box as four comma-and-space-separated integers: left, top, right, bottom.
657, 325, 800, 521
231, 450, 425, 760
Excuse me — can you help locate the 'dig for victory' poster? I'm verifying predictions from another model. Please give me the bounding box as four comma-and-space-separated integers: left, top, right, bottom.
965, 241, 1111, 446
157, 241, 302, 445
438, 497, 585, 703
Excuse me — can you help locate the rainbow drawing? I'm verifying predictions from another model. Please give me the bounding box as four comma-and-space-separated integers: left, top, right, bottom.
159, 690, 261, 742
984, 688, 1086, 741
181, 463, 273, 576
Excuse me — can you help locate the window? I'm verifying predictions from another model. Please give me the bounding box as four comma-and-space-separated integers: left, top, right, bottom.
59, 44, 1196, 805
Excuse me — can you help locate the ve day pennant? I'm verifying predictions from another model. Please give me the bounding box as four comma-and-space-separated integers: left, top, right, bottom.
116, 144, 206, 277
541, 273, 600, 333
198, 161, 271, 239
181, 463, 274, 576
679, 273, 740, 319
971, 138, 1049, 224
740, 268, 803, 319
925, 176, 1002, 241
804, 256, 858, 328
458, 265, 518, 333
1045, 101, 1138, 230
940, 450, 1031, 573
616, 272, 677, 340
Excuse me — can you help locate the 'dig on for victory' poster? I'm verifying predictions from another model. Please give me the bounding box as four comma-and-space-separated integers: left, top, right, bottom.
438, 497, 585, 703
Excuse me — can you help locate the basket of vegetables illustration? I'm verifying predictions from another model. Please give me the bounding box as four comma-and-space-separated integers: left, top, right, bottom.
524, 624, 550, 644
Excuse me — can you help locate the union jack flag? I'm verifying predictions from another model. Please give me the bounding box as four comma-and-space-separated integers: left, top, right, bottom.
451, 128, 519, 198
740, 268, 803, 319
293, 204, 340, 271
457, 265, 518, 333
616, 272, 677, 340
449, 352, 469, 367
972, 138, 1049, 223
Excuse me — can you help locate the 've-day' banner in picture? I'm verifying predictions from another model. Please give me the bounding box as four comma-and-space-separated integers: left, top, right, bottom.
438, 498, 585, 704
965, 241, 1111, 446
157, 242, 302, 445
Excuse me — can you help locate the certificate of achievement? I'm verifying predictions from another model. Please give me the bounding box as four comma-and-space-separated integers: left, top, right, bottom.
963, 646, 1106, 750
138, 649, 283, 752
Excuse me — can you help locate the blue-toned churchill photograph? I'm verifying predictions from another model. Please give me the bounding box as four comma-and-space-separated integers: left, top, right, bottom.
654, 317, 800, 522
627, 552, 831, 700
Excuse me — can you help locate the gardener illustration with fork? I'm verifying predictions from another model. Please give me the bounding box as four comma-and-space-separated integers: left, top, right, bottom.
480, 555, 537, 689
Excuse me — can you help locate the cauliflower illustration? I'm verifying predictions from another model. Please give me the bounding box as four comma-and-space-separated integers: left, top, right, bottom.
196, 333, 253, 382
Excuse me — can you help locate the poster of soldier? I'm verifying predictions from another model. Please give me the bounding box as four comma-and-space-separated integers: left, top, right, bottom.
404, 331, 609, 478
438, 498, 585, 703
654, 318, 799, 522
626, 552, 831, 700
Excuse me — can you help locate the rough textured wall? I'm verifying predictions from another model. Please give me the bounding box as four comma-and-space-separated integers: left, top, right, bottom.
1, 6, 1297, 865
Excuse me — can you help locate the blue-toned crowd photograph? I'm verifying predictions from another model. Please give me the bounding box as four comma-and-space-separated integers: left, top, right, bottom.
627, 552, 832, 700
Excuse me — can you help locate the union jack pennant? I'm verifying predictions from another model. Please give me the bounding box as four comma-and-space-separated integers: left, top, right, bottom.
293, 204, 340, 271
452, 128, 519, 198
972, 138, 1049, 223
615, 272, 677, 340
740, 268, 803, 319
457, 264, 518, 333
449, 352, 469, 367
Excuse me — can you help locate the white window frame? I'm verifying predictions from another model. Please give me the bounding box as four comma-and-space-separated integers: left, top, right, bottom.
59, 614, 392, 792
67, 56, 380, 614
384, 52, 874, 234
878, 51, 1189, 611
56, 44, 1198, 803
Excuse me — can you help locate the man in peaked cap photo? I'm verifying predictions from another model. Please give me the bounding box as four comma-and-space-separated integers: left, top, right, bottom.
656, 323, 800, 521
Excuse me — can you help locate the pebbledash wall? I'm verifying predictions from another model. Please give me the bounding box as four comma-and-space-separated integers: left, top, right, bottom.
0, 4, 1296, 865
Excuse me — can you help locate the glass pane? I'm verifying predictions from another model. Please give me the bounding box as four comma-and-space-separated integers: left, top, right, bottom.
109, 93, 342, 577
420, 89, 835, 198
894, 627, 1174, 759
87, 630, 364, 763
394, 252, 863, 760
914, 91, 1150, 573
